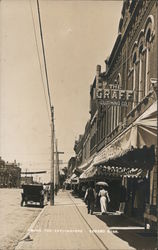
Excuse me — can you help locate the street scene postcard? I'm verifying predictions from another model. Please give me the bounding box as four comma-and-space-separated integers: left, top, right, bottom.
0, 0, 158, 250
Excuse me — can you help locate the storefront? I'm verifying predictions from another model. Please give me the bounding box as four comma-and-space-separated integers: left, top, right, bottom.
92, 101, 157, 229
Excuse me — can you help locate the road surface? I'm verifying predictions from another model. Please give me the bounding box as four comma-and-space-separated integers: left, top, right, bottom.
0, 188, 42, 250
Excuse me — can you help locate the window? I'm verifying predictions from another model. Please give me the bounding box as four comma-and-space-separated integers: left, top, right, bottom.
144, 15, 155, 96
137, 29, 146, 102
131, 44, 139, 109
145, 28, 151, 96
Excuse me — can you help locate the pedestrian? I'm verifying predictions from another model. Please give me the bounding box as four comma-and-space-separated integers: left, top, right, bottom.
95, 185, 101, 211
81, 185, 86, 197
21, 188, 25, 206
62, 183, 65, 191
84, 183, 96, 215
47, 185, 50, 201
98, 186, 110, 215
119, 185, 126, 214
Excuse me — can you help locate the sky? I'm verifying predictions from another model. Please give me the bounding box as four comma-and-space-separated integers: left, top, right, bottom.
0, 0, 123, 182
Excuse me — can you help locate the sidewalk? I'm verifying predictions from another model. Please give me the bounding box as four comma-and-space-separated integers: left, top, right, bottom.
15, 190, 157, 250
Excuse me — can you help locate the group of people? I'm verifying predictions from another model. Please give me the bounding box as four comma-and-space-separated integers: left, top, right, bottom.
84, 184, 110, 215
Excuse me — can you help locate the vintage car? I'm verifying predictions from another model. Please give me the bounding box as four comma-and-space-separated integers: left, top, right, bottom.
21, 184, 44, 207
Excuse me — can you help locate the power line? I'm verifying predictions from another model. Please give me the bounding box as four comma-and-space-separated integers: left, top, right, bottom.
29, 0, 51, 124
36, 0, 52, 111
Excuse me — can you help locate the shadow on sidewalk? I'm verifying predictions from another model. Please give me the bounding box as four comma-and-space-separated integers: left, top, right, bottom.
96, 213, 157, 250
69, 191, 157, 250
71, 191, 82, 199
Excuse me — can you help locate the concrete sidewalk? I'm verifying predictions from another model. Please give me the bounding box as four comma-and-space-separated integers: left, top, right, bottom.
15, 191, 156, 250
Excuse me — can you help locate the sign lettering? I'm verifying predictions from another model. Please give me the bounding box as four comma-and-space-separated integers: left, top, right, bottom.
96, 88, 134, 102
99, 100, 128, 107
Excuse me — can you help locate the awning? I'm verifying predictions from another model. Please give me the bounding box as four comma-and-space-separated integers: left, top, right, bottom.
71, 156, 96, 177
64, 178, 71, 184
79, 164, 97, 180
77, 155, 96, 171
72, 167, 83, 176
73, 155, 97, 179
64, 174, 79, 184
70, 173, 77, 180
70, 173, 79, 184
97, 166, 148, 178
93, 102, 157, 169
79, 164, 147, 180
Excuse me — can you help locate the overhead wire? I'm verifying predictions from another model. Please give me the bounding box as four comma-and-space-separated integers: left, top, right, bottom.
29, 0, 51, 125
28, 0, 55, 176
36, 0, 52, 112
36, 0, 56, 155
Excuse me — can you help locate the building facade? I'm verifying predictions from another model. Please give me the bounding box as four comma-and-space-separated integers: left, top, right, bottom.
72, 0, 157, 229
0, 158, 21, 188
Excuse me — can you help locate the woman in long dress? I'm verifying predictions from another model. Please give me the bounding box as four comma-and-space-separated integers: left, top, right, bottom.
99, 186, 110, 214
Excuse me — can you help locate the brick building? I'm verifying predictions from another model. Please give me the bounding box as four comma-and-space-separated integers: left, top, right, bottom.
72, 0, 157, 229
0, 158, 21, 188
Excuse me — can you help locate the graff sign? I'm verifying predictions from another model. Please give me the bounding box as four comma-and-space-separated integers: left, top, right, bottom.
96, 88, 134, 102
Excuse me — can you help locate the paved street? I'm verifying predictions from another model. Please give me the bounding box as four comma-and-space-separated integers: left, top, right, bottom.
0, 188, 42, 250
15, 190, 156, 250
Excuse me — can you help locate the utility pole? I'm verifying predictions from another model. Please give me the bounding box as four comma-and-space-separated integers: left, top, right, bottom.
55, 139, 59, 194
36, 0, 54, 205
55, 140, 64, 193
50, 106, 55, 205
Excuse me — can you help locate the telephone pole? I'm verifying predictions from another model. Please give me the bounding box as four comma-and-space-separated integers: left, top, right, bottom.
50, 106, 55, 205
55, 139, 64, 193
36, 0, 55, 205
55, 139, 59, 194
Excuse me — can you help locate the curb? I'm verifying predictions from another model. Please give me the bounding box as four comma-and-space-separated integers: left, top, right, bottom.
15, 205, 47, 250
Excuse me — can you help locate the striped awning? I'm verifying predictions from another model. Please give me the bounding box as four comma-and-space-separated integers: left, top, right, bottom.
93, 102, 157, 169
79, 164, 147, 180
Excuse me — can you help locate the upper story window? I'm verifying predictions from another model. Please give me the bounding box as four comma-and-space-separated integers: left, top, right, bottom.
131, 43, 138, 108
133, 52, 137, 64
146, 29, 151, 43
144, 15, 155, 96
129, 15, 155, 109
138, 42, 144, 102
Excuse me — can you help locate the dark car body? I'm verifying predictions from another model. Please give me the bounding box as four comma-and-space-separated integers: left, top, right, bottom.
21, 184, 44, 207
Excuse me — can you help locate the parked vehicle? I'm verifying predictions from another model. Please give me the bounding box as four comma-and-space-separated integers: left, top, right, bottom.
21, 184, 44, 208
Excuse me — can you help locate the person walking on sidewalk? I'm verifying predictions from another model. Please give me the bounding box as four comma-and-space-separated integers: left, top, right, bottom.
84, 183, 96, 215
119, 185, 126, 214
99, 186, 110, 215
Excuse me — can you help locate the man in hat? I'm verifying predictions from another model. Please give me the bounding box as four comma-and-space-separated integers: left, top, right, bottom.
84, 183, 96, 215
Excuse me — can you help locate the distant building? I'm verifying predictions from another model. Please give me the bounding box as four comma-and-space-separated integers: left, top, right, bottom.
67, 157, 76, 177
0, 158, 21, 188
